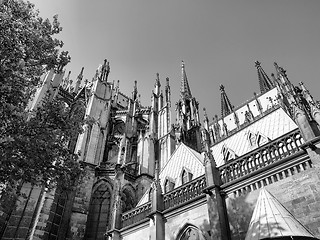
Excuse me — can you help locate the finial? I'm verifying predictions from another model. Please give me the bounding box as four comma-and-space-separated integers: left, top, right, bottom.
255, 61, 261, 68
203, 107, 208, 117
132, 80, 138, 100
166, 77, 170, 86
155, 73, 161, 88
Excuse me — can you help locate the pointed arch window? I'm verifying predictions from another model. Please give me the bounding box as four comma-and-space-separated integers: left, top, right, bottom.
221, 144, 237, 162
47, 190, 68, 239
121, 188, 135, 213
247, 131, 270, 148
164, 178, 175, 193
177, 224, 206, 240
256, 132, 269, 146
85, 182, 111, 240
181, 168, 193, 185
248, 131, 257, 147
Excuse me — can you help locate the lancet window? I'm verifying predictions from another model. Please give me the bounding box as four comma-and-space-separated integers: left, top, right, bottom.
177, 225, 206, 240
181, 169, 193, 185
164, 178, 175, 193
247, 131, 269, 148
85, 182, 111, 240
221, 144, 237, 162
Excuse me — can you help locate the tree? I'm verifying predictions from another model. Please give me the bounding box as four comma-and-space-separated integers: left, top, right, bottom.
0, 0, 84, 193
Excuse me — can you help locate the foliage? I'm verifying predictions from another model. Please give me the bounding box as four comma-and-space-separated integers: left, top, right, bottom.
0, 0, 83, 193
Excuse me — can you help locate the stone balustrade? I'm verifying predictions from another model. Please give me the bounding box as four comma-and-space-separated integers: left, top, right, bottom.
163, 175, 206, 210
121, 202, 151, 228
219, 129, 304, 184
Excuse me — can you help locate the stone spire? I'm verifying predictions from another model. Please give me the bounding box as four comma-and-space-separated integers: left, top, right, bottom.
132, 80, 138, 101
74, 67, 84, 93
245, 188, 317, 240
180, 61, 192, 99
154, 73, 161, 96
255, 61, 274, 93
220, 84, 233, 117
165, 77, 171, 106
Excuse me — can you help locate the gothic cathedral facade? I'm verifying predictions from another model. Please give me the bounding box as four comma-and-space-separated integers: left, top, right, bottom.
1, 60, 320, 240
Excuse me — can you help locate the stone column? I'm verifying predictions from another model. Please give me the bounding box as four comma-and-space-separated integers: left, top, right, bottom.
202, 129, 231, 240
149, 161, 165, 240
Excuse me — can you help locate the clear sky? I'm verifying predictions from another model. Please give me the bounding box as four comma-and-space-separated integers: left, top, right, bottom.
29, 0, 320, 119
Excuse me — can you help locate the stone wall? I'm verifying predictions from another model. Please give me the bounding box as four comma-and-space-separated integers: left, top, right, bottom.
164, 199, 210, 240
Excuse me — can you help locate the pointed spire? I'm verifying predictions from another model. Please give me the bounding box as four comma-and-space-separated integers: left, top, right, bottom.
245, 188, 316, 240
220, 84, 233, 117
74, 67, 84, 93
255, 61, 274, 93
132, 80, 138, 101
154, 73, 161, 96
180, 61, 192, 99
203, 107, 209, 131
62, 71, 71, 89
155, 73, 161, 87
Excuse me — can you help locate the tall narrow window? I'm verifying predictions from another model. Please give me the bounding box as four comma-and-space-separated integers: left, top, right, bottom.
47, 190, 68, 239
164, 179, 175, 193
85, 183, 111, 240
182, 170, 188, 185
221, 144, 237, 162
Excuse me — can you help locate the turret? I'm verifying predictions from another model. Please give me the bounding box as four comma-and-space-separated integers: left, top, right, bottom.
273, 63, 320, 141
176, 61, 201, 151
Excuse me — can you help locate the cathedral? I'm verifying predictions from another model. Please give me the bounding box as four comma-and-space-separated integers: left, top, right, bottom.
1, 59, 320, 240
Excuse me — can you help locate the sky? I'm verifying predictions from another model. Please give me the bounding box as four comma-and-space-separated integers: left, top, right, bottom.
29, 0, 320, 120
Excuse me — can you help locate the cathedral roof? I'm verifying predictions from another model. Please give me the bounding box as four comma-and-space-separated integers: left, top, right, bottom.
159, 142, 204, 188
245, 188, 317, 240
136, 143, 204, 206
211, 107, 298, 166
